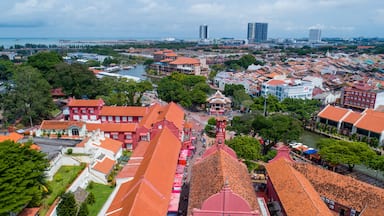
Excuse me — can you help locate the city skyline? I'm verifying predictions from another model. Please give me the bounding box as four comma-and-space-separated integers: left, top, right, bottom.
0, 0, 383, 39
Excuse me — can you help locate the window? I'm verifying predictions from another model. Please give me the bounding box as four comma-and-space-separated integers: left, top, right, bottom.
72, 128, 79, 136
108, 116, 113, 122
101, 116, 106, 122
125, 133, 132, 140
122, 116, 127, 122
126, 144, 133, 150
73, 109, 78, 114
112, 133, 118, 139
81, 109, 87, 114
89, 108, 94, 114
128, 116, 133, 122
115, 116, 120, 123
138, 117, 142, 122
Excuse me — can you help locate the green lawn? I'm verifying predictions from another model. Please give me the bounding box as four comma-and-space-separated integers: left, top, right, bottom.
40, 165, 85, 216
86, 183, 114, 216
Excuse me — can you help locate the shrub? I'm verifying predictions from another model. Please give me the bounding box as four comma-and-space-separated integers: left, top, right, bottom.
86, 192, 96, 205
67, 148, 73, 155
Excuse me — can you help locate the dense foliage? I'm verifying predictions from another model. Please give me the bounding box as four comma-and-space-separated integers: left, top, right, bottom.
0, 140, 49, 215
226, 136, 262, 171
157, 73, 209, 109
224, 54, 256, 70
56, 192, 78, 216
1, 66, 55, 125
317, 139, 377, 171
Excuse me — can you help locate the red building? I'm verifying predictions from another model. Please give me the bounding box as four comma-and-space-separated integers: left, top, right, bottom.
68, 98, 105, 121
341, 83, 384, 110
99, 106, 148, 123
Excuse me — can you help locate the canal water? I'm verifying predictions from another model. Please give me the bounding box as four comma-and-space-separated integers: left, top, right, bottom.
299, 130, 384, 181
118, 64, 147, 80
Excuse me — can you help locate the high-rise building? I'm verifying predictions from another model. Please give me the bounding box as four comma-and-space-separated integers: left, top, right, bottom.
199, 25, 208, 40
309, 28, 321, 43
247, 22, 268, 43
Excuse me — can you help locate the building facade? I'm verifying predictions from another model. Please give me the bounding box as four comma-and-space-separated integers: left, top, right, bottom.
261, 79, 314, 101
341, 86, 384, 110
309, 29, 321, 43
68, 98, 105, 121
248, 23, 268, 43
199, 25, 208, 40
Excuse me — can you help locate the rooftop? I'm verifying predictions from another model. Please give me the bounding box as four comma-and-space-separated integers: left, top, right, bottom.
68, 98, 104, 107
99, 106, 148, 117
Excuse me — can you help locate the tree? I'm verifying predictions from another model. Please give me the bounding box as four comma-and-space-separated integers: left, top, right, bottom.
204, 117, 217, 137
226, 136, 261, 161
1, 65, 55, 125
56, 192, 78, 216
317, 139, 377, 171
102, 57, 118, 66
27, 51, 63, 73
223, 84, 244, 97
0, 59, 14, 80
86, 192, 95, 205
238, 54, 256, 68
0, 140, 49, 214
77, 202, 89, 216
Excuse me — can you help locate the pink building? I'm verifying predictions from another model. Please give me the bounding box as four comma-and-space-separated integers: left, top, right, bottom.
68, 98, 105, 121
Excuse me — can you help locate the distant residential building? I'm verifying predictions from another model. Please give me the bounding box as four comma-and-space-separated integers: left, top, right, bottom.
309, 29, 322, 43
248, 23, 268, 43
150, 49, 203, 75
261, 79, 314, 101
341, 84, 384, 110
199, 25, 208, 40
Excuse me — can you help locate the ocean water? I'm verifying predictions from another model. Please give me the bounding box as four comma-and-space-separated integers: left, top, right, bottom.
118, 65, 147, 80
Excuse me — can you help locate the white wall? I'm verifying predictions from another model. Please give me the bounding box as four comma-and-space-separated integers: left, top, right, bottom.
46, 154, 81, 181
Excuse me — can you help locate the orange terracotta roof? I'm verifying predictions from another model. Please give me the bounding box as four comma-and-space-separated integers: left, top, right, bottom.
160, 58, 173, 62
100, 106, 148, 117
139, 102, 184, 131
265, 159, 333, 216
93, 157, 115, 174
153, 51, 163, 55
342, 111, 361, 124
76, 137, 90, 147
99, 138, 123, 155
117, 141, 150, 179
266, 79, 286, 86
355, 109, 384, 134
188, 145, 259, 215
184, 122, 193, 129
317, 105, 349, 122
0, 132, 24, 143
165, 52, 177, 57
18, 207, 40, 216
266, 72, 280, 79
293, 163, 384, 215
131, 141, 150, 158
86, 123, 137, 132
170, 57, 200, 65
107, 127, 181, 216
40, 120, 84, 130
30, 144, 41, 151
68, 98, 104, 107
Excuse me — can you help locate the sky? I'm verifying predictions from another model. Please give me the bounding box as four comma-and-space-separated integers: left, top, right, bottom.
0, 0, 383, 40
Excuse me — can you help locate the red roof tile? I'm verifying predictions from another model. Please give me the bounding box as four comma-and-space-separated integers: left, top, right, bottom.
318, 105, 349, 122
343, 111, 361, 124
107, 127, 181, 216
116, 141, 149, 179
170, 57, 200, 65
266, 159, 333, 216
355, 109, 384, 134
100, 106, 148, 117
266, 79, 286, 86
18, 207, 40, 216
0, 132, 24, 143
40, 120, 84, 130
189, 145, 259, 215
99, 138, 123, 155
139, 102, 185, 131
68, 98, 104, 107
86, 123, 136, 132
93, 157, 115, 174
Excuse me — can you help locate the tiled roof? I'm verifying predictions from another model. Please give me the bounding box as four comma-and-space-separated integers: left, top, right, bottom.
293, 163, 384, 215
265, 159, 333, 216
342, 111, 361, 124
317, 105, 349, 122
116, 141, 149, 179
93, 157, 115, 174
106, 127, 181, 216
86, 123, 136, 132
165, 52, 177, 57
266, 79, 286, 86
100, 106, 148, 117
170, 57, 200, 65
18, 207, 40, 216
0, 132, 24, 143
139, 102, 185, 131
68, 98, 104, 107
98, 138, 122, 155
188, 145, 259, 215
40, 120, 84, 130
355, 109, 384, 134
269, 144, 294, 163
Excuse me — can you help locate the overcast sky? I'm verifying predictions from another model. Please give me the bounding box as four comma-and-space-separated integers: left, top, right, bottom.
0, 0, 383, 39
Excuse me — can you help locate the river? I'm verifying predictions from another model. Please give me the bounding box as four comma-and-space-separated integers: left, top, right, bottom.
118, 64, 147, 80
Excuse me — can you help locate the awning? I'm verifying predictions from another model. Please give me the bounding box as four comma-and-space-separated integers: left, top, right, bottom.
304, 148, 318, 155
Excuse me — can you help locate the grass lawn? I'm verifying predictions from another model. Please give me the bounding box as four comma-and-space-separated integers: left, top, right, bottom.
40, 165, 85, 216
86, 183, 114, 216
